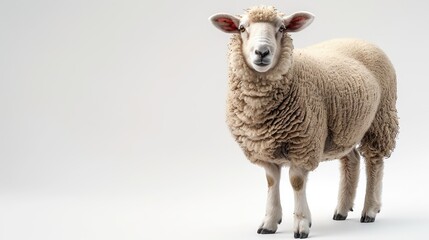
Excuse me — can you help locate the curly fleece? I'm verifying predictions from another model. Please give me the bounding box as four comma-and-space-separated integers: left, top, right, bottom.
226, 8, 398, 171
246, 5, 283, 22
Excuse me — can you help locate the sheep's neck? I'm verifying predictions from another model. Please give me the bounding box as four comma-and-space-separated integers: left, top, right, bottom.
228, 69, 294, 126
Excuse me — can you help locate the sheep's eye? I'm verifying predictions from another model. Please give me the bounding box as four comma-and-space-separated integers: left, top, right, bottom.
239, 25, 246, 33
279, 25, 286, 33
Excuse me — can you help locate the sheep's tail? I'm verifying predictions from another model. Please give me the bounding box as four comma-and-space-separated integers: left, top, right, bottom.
359, 73, 399, 159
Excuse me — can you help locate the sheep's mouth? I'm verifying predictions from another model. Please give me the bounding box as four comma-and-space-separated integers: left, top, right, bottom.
254, 61, 270, 67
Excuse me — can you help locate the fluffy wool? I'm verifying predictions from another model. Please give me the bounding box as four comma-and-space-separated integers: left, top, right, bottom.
226, 22, 398, 172
246, 5, 283, 23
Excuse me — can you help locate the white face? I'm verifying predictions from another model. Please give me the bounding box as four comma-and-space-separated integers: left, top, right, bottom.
238, 17, 286, 72
210, 10, 314, 73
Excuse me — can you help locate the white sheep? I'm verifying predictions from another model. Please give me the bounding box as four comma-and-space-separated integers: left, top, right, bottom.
209, 5, 398, 239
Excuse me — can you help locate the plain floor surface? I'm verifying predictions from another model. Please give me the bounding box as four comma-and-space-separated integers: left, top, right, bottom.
1, 150, 428, 240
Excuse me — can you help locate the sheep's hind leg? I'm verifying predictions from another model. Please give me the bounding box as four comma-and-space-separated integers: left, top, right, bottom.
333, 148, 360, 220
361, 154, 384, 223
257, 163, 282, 234
290, 166, 311, 239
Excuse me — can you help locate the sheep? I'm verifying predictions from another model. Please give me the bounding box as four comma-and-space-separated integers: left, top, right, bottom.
209, 5, 398, 239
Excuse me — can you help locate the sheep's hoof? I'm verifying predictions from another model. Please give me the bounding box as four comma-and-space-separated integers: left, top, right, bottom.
258, 216, 281, 234
293, 216, 310, 238
257, 228, 276, 234
360, 215, 375, 223
294, 232, 309, 239
333, 213, 347, 221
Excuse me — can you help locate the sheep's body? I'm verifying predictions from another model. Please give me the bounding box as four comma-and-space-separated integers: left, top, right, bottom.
211, 6, 398, 238
227, 37, 398, 170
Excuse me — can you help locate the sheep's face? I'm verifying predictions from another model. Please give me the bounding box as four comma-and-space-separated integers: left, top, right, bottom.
239, 17, 284, 73
210, 7, 314, 73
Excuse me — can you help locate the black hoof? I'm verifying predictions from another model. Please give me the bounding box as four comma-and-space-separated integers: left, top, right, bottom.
360, 215, 375, 223
278, 218, 282, 224
257, 228, 276, 234
333, 213, 347, 221
294, 232, 309, 239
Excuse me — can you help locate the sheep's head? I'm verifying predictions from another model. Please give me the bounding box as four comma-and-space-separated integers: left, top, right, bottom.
210, 6, 314, 73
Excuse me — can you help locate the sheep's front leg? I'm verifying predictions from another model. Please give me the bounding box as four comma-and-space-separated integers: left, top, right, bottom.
333, 148, 360, 220
257, 163, 282, 234
290, 166, 311, 239
361, 156, 384, 223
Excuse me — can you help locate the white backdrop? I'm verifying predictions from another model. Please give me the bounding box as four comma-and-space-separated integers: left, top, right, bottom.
1, 0, 428, 239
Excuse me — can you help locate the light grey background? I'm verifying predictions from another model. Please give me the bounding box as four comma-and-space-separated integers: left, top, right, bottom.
1, 0, 428, 239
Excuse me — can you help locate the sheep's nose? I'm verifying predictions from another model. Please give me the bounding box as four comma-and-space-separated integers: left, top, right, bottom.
255, 49, 270, 58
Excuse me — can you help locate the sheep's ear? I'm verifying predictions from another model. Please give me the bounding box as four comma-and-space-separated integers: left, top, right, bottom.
209, 13, 240, 33
282, 12, 314, 32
